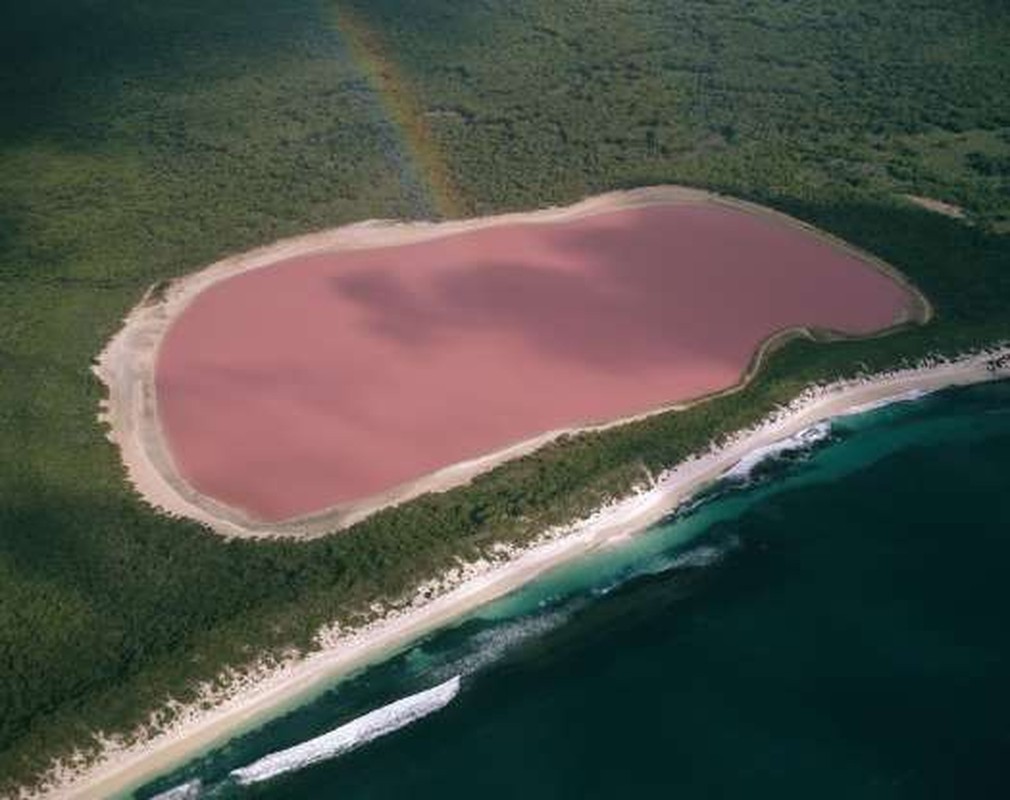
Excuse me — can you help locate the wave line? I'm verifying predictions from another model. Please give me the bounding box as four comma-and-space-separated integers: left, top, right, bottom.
230, 675, 462, 785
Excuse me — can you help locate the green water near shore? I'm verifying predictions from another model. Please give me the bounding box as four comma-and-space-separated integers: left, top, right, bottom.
141, 379, 1010, 800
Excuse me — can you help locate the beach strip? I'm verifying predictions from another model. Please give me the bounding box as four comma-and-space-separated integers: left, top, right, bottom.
42, 347, 1007, 800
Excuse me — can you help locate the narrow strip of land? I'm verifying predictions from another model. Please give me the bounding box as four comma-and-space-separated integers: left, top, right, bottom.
59, 349, 1005, 800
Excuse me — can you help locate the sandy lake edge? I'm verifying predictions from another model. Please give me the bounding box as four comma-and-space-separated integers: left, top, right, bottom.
93, 185, 932, 539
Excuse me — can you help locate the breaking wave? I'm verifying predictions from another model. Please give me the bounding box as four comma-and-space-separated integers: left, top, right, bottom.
722, 421, 832, 482
635, 531, 744, 580
229, 676, 461, 785
429, 607, 576, 681
148, 779, 202, 799
665, 535, 742, 570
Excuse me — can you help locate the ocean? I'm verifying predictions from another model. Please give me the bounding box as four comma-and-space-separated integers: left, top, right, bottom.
140, 379, 1010, 800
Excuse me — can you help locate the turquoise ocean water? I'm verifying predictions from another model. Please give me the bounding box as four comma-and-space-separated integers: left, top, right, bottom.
141, 379, 1010, 799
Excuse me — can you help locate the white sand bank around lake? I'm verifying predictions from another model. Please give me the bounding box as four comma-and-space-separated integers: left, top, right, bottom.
94, 185, 930, 540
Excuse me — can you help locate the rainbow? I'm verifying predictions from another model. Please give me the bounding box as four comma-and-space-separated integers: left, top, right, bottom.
331, 3, 464, 219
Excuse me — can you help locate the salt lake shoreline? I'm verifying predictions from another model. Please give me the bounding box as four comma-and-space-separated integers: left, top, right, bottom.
36, 346, 1007, 800
94, 184, 930, 540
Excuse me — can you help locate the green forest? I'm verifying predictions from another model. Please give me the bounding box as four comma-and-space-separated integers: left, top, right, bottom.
1, 0, 1009, 792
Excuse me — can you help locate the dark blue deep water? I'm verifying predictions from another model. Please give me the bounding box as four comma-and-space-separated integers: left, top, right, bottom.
141, 380, 1010, 800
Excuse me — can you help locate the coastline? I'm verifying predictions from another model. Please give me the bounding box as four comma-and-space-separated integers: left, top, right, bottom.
94, 184, 931, 540
46, 346, 1007, 800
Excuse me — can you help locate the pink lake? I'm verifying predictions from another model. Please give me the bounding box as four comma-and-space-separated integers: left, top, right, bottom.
156, 203, 916, 522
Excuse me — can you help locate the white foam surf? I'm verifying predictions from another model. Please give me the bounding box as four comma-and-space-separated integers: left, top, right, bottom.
667, 534, 742, 570
721, 421, 832, 482
229, 676, 461, 785
434, 608, 574, 680
148, 778, 202, 799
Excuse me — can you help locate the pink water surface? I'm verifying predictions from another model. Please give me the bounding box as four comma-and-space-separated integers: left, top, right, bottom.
156, 204, 915, 521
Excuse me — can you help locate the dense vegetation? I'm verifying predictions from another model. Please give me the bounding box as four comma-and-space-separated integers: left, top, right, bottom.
1, 0, 1008, 792
343, 0, 1010, 227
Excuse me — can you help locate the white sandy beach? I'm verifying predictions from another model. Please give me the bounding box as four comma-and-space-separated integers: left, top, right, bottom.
41, 346, 1006, 800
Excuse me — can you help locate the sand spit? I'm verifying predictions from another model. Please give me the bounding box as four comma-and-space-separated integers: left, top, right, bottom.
94, 186, 930, 538
42, 346, 1006, 800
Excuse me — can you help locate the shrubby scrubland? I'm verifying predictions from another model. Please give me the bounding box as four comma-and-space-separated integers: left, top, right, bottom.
1, 0, 1009, 790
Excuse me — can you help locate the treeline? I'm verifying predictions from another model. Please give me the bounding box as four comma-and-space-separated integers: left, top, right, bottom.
2, 0, 1010, 793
